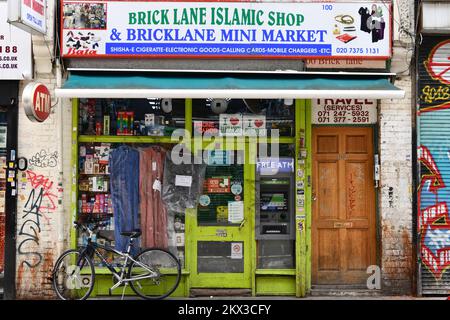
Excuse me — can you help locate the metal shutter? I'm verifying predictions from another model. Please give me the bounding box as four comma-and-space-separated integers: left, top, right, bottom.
418, 35, 450, 295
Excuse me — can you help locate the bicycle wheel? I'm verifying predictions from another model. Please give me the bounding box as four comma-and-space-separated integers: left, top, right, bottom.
128, 248, 181, 300
52, 249, 95, 300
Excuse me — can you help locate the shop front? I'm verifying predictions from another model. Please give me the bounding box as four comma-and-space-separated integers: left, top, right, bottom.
56, 0, 405, 297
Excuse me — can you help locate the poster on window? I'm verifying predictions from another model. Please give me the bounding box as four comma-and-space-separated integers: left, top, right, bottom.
219, 114, 243, 137
61, 1, 392, 59
243, 115, 267, 137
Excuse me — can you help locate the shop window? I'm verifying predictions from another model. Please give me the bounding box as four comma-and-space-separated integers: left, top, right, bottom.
77, 142, 185, 268
192, 99, 295, 137
257, 240, 295, 269
197, 241, 244, 273
78, 98, 185, 137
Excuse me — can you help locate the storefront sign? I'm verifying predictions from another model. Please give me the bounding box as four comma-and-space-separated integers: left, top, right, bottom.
312, 99, 377, 124
0, 3, 32, 80
8, 0, 47, 34
61, 1, 391, 59
257, 158, 294, 175
22, 82, 52, 122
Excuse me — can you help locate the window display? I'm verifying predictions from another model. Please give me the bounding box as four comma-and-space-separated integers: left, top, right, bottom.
76, 98, 188, 268
78, 98, 185, 137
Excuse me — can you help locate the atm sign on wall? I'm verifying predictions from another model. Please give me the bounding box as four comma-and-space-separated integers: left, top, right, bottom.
312, 99, 377, 124
22, 82, 51, 122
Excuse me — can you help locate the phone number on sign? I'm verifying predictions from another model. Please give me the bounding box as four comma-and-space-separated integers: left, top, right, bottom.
335, 47, 380, 54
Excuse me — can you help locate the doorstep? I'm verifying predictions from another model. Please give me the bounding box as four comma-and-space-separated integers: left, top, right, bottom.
310, 285, 382, 297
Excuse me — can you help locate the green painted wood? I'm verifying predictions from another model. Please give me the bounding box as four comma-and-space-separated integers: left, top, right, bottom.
305, 99, 313, 294
71, 98, 79, 251
256, 276, 296, 295
255, 269, 296, 276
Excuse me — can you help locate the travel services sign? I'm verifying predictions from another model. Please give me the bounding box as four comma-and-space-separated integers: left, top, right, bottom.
61, 1, 392, 59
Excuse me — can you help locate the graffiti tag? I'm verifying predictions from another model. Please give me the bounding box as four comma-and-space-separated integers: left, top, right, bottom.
28, 150, 58, 168
26, 170, 57, 212
18, 188, 44, 268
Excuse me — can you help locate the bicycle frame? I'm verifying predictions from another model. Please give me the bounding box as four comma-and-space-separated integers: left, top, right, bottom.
79, 238, 159, 292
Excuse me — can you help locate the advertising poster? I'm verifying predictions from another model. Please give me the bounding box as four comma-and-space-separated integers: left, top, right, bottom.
312, 99, 377, 124
61, 1, 392, 59
0, 2, 32, 80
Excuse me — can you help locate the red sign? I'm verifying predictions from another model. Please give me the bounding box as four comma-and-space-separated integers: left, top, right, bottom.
22, 82, 51, 122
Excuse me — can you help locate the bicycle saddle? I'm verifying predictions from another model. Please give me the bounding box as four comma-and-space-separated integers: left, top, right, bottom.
120, 230, 142, 238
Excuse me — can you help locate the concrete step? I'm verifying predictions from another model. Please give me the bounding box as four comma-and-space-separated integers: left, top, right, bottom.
310, 285, 382, 297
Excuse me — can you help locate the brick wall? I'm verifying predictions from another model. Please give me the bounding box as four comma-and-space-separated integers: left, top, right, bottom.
15, 0, 65, 299
379, 76, 413, 294
377, 0, 414, 296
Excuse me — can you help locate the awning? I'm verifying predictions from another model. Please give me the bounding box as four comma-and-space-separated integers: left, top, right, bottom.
55, 71, 405, 99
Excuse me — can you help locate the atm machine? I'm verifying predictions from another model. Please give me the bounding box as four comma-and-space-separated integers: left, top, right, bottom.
256, 157, 295, 269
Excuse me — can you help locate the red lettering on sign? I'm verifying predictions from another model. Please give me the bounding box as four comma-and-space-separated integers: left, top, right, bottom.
23, 0, 31, 7
32, 84, 51, 122
66, 48, 98, 56
32, 0, 44, 15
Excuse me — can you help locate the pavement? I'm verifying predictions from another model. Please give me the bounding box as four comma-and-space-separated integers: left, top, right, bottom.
88, 295, 446, 300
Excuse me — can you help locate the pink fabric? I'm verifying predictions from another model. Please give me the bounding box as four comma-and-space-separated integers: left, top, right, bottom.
139, 146, 168, 249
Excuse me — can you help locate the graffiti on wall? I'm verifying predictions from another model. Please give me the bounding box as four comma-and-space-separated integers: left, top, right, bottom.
17, 171, 56, 269
418, 146, 450, 278
418, 36, 450, 281
28, 150, 58, 168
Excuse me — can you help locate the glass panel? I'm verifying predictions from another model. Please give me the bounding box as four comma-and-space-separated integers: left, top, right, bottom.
257, 240, 295, 269
192, 99, 295, 137
197, 160, 244, 226
198, 241, 244, 273
78, 98, 185, 136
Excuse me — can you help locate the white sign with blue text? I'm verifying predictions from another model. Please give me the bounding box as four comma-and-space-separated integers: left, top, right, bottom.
61, 1, 392, 59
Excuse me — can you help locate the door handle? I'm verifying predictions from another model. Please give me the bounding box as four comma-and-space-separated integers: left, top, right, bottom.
312, 192, 317, 201
239, 218, 246, 230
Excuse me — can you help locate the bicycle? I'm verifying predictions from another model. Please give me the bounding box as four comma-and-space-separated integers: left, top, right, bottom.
51, 220, 181, 300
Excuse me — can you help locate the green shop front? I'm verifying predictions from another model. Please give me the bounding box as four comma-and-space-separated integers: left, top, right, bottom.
57, 0, 403, 297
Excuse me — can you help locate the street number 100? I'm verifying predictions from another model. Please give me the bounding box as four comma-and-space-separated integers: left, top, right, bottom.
322, 5, 333, 10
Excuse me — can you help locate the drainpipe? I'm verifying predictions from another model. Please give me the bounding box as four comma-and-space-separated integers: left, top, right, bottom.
56, 59, 64, 247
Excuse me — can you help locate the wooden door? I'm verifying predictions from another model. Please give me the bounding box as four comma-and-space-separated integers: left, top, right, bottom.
312, 127, 376, 285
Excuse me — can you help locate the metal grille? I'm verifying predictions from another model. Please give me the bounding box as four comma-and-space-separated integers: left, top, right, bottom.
418, 35, 450, 295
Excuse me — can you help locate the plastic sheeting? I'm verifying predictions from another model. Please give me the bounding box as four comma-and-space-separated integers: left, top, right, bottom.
162, 152, 207, 213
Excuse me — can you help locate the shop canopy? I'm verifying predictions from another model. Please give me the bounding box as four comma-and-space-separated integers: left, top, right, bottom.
56, 71, 405, 99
